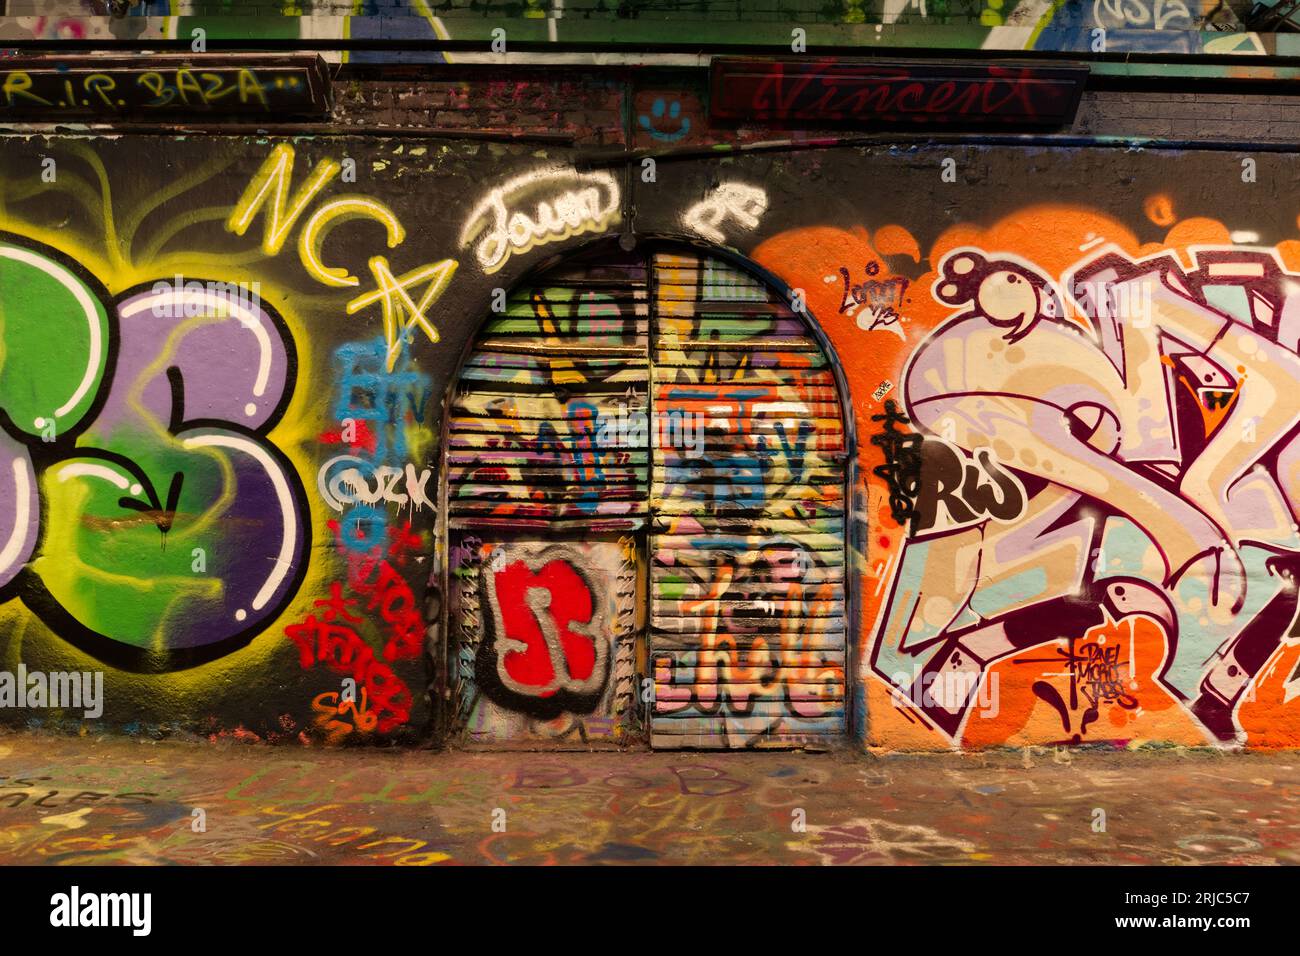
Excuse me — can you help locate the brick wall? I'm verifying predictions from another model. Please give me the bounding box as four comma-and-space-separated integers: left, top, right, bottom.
333, 73, 627, 145
1074, 91, 1300, 143
330, 73, 1300, 147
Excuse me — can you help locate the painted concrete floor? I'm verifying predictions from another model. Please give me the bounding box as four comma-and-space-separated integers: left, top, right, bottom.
0, 732, 1297, 865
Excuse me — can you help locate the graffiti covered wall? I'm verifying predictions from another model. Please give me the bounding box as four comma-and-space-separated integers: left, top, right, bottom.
0, 135, 512, 743
3, 134, 1300, 750
0, 0, 1270, 59
630, 146, 1300, 750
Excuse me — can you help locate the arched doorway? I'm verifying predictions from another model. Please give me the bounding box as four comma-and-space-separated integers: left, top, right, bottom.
443, 241, 853, 749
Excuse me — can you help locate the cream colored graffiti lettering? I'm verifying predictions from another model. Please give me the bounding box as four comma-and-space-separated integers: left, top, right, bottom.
874, 243, 1300, 745
459, 168, 621, 274
907, 245, 1280, 607
682, 182, 768, 245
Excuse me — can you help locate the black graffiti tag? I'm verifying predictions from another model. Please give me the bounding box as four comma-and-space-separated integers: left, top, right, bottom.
910, 438, 1028, 534
870, 400, 923, 525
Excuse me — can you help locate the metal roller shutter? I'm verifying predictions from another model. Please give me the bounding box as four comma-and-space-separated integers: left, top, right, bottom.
445, 250, 647, 745
648, 252, 850, 749
445, 244, 850, 749
447, 252, 651, 530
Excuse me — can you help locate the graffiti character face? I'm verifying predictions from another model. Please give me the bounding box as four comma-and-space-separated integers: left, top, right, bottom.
935, 249, 1064, 340
977, 270, 1040, 328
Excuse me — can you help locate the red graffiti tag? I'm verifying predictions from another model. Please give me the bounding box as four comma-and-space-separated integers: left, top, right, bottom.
283, 583, 413, 732
486, 559, 606, 699
345, 553, 425, 662
326, 518, 427, 662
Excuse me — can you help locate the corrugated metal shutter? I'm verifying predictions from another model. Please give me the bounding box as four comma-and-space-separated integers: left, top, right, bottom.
648, 252, 849, 749
445, 251, 647, 744
445, 245, 849, 749
447, 253, 650, 531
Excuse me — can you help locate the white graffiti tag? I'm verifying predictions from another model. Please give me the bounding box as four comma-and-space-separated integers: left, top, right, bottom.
459, 167, 621, 274
682, 182, 768, 244
318, 456, 434, 513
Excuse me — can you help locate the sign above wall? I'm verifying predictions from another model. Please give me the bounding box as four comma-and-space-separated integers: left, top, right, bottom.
0, 53, 332, 119
709, 57, 1088, 128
